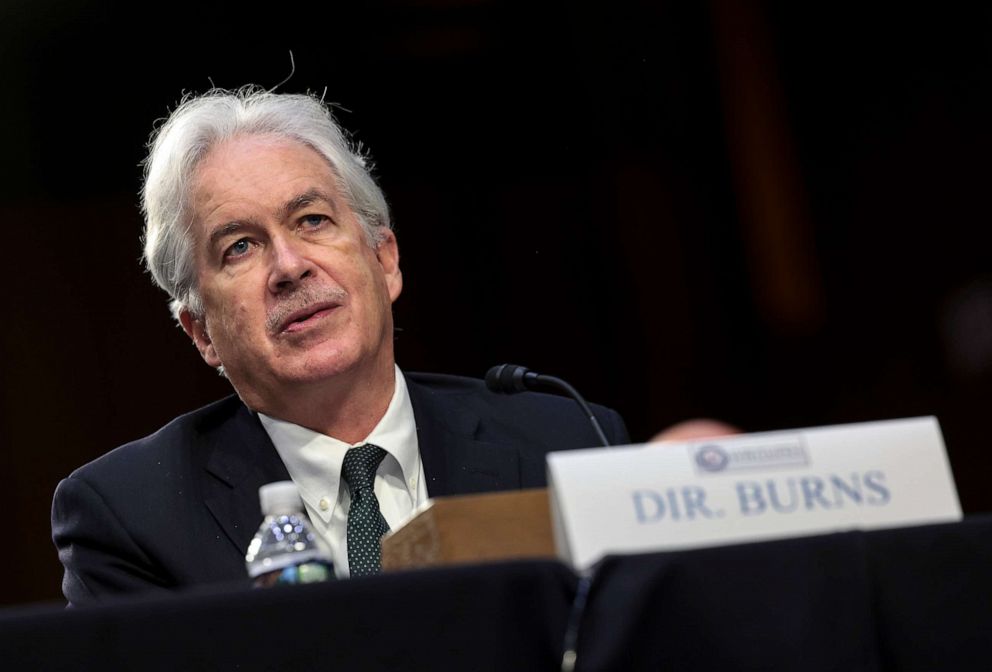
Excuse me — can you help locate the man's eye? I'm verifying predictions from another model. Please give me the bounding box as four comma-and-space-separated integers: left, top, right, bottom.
225, 238, 252, 258
301, 214, 330, 229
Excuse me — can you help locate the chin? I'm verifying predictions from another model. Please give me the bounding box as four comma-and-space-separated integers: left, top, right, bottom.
282, 347, 368, 383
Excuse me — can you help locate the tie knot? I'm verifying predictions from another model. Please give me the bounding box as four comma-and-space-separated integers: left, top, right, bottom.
342, 443, 387, 492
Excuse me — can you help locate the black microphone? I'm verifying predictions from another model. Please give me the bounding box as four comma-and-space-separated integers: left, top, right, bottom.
485, 364, 612, 447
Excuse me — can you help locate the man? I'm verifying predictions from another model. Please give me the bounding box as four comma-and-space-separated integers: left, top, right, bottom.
51, 87, 629, 606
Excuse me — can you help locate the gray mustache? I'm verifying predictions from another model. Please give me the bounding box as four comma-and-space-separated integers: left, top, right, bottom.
265, 286, 348, 333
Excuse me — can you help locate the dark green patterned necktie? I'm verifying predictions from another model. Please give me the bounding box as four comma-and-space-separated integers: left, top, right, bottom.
341, 443, 390, 577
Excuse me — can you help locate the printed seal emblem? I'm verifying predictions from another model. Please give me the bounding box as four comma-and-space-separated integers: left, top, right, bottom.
695, 444, 729, 472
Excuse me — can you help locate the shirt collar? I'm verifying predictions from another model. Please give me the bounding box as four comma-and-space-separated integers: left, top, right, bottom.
257, 366, 419, 519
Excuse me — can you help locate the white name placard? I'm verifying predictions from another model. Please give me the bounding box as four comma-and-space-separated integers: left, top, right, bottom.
547, 417, 961, 572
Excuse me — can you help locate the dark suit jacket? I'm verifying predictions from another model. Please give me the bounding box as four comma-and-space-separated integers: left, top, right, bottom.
52, 372, 629, 606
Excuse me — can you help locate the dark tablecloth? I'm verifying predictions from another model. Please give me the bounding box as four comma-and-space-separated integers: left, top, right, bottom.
4, 516, 990, 671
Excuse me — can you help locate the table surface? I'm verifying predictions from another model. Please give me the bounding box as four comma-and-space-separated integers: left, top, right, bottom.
5, 516, 991, 671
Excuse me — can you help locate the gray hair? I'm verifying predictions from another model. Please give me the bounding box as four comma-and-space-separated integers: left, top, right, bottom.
141, 86, 391, 320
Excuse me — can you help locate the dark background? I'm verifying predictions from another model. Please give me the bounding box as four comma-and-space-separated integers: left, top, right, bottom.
2, 1, 990, 605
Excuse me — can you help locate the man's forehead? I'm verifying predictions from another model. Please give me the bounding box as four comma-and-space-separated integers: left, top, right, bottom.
190, 134, 345, 222
193, 134, 339, 188
200, 132, 328, 165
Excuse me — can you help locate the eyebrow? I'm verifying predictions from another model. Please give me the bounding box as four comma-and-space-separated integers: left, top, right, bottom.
282, 188, 338, 219
205, 188, 339, 251
207, 221, 251, 251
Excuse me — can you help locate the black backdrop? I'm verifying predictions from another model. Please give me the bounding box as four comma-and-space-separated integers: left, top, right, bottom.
2, 1, 991, 605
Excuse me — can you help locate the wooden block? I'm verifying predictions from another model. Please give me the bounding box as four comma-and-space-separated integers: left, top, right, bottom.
381, 488, 555, 571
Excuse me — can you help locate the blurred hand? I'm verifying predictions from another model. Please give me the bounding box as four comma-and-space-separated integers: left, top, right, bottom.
651, 419, 741, 443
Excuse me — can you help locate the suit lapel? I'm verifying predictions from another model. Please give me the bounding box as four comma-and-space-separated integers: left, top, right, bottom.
198, 375, 525, 554
406, 374, 524, 497
201, 402, 290, 555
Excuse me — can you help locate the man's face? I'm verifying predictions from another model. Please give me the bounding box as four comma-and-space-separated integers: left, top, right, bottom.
180, 134, 402, 411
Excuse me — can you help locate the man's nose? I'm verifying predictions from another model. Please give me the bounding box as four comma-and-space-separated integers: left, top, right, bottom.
267, 236, 316, 292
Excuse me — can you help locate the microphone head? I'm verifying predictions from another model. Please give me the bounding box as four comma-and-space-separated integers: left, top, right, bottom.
485, 364, 533, 393
484, 364, 505, 392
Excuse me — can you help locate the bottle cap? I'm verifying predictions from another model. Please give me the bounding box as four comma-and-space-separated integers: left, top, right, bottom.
258, 481, 304, 515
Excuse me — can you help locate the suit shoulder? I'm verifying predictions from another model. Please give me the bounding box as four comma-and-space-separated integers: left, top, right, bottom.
405, 370, 608, 409
66, 395, 246, 483
404, 370, 628, 444
405, 371, 562, 408
404, 371, 490, 395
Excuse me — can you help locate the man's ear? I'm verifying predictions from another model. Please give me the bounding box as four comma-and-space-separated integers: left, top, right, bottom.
376, 228, 402, 303
179, 309, 223, 368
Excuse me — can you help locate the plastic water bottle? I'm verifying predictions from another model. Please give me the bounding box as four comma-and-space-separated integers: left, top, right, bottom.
245, 481, 334, 587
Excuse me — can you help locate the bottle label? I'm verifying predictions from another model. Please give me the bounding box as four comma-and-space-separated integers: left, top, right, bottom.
252, 560, 334, 588
246, 548, 326, 578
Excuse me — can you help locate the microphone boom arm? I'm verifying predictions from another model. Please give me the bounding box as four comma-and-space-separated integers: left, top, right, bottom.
532, 374, 611, 448
485, 364, 612, 448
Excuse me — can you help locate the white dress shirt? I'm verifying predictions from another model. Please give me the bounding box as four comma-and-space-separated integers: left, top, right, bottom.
258, 366, 427, 578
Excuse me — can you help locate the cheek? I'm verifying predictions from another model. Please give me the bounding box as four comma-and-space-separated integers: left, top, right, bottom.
205, 290, 263, 344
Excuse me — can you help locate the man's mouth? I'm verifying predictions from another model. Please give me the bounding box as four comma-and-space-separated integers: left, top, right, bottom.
276, 301, 341, 334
